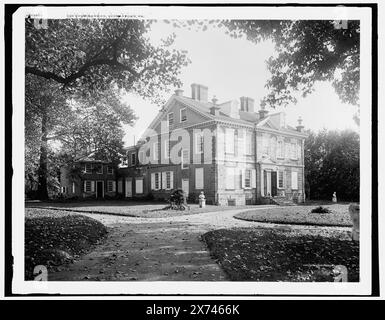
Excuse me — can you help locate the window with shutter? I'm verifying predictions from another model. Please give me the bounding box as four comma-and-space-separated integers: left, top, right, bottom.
167, 112, 174, 127
278, 170, 284, 188
195, 168, 204, 189
85, 180, 92, 192
155, 173, 160, 190
195, 132, 204, 154
244, 169, 251, 188
107, 180, 114, 192
85, 163, 92, 173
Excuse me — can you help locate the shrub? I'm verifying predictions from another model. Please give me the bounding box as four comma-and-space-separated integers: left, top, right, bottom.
311, 206, 331, 214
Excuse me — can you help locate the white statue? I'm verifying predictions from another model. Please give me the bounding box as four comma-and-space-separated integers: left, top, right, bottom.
199, 191, 206, 208
332, 192, 337, 203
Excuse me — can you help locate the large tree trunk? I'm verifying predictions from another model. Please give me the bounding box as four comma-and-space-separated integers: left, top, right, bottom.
37, 105, 49, 200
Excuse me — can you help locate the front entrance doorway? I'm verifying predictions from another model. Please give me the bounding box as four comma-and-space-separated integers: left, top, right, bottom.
96, 181, 104, 199
263, 170, 277, 197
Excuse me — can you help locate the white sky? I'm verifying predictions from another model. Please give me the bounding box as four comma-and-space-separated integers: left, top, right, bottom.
122, 21, 359, 146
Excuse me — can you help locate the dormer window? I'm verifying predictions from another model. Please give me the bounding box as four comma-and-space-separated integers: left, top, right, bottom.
180, 108, 187, 122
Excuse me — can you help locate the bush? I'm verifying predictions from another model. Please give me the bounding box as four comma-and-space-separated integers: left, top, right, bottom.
311, 206, 331, 214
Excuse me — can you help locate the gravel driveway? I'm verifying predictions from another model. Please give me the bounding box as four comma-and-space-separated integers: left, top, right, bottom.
48, 205, 350, 281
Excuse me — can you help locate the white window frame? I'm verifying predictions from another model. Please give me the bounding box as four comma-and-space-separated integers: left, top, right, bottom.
180, 108, 187, 122
166, 172, 171, 190
107, 166, 114, 175
244, 169, 252, 188
153, 142, 159, 161
95, 164, 103, 174
155, 172, 160, 190
290, 142, 298, 160
107, 180, 115, 193
278, 170, 284, 189
195, 132, 204, 154
85, 180, 92, 192
85, 163, 92, 174
167, 112, 174, 127
181, 149, 189, 169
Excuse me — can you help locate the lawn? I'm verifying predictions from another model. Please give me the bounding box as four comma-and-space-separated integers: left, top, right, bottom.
234, 204, 353, 227
25, 208, 107, 280
202, 227, 359, 282
26, 200, 266, 218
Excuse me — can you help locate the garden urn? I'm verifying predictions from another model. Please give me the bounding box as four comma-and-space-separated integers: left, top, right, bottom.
348, 203, 359, 241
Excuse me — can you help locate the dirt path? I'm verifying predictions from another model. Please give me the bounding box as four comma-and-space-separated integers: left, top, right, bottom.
49, 206, 349, 281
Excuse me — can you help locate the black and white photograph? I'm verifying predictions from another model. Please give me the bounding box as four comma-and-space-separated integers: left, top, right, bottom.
3, 1, 382, 300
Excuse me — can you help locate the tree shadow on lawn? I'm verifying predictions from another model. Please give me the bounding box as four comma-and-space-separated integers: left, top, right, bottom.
202, 227, 359, 282
48, 220, 227, 281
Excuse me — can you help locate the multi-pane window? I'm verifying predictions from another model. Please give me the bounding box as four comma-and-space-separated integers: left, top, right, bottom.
278, 170, 284, 188
85, 163, 92, 173
166, 171, 171, 189
107, 180, 115, 192
180, 108, 187, 122
195, 132, 204, 154
107, 166, 114, 174
131, 153, 136, 165
246, 132, 253, 155
155, 173, 160, 190
95, 164, 103, 174
291, 142, 297, 159
225, 128, 235, 154
167, 112, 174, 127
85, 180, 92, 192
181, 149, 189, 169
245, 169, 251, 188
153, 142, 159, 161
277, 140, 284, 158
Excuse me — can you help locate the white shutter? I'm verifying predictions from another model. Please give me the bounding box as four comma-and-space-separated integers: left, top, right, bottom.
170, 171, 174, 189
84, 181, 86, 192
91, 181, 95, 192
151, 173, 155, 190
118, 179, 123, 193
251, 169, 256, 188
162, 172, 166, 190
112, 181, 116, 192
241, 169, 245, 189
195, 168, 204, 189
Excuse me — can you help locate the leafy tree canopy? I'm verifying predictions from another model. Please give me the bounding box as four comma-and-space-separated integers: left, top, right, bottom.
168, 19, 359, 107
25, 18, 190, 104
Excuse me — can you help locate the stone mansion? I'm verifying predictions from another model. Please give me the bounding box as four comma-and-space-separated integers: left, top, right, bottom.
60, 83, 308, 206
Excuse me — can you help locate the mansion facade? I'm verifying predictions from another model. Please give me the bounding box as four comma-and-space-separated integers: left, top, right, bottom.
60, 83, 308, 206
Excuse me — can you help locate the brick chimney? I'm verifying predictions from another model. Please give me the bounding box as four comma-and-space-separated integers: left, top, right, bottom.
191, 83, 208, 102
210, 96, 220, 116
240, 97, 255, 113
296, 116, 304, 132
